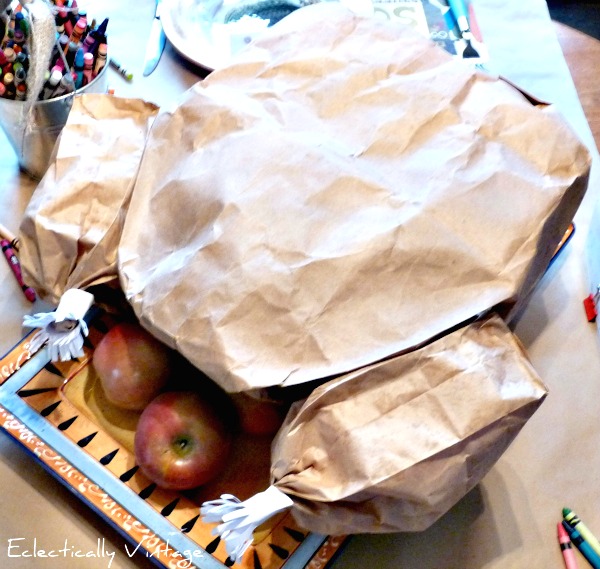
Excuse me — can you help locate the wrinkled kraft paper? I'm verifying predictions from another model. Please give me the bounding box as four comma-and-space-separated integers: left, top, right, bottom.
13, 4, 567, 539
19, 94, 159, 303
270, 314, 547, 534
116, 4, 589, 392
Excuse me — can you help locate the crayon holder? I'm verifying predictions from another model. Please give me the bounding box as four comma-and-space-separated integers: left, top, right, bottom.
0, 57, 109, 181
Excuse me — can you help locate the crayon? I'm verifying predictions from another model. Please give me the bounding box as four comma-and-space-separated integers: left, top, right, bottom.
51, 72, 74, 98
13, 28, 24, 47
68, 0, 80, 28
564, 509, 600, 557
563, 521, 600, 569
1, 240, 36, 303
82, 32, 95, 54
17, 17, 29, 39
13, 62, 26, 86
93, 42, 107, 76
57, 32, 69, 52
88, 19, 108, 55
3, 71, 15, 98
64, 16, 86, 53
94, 17, 109, 39
15, 49, 27, 70
14, 11, 24, 31
41, 68, 62, 99
109, 58, 132, 81
558, 522, 579, 569
82, 51, 93, 85
15, 82, 26, 100
54, 0, 72, 36
65, 40, 78, 69
73, 47, 84, 88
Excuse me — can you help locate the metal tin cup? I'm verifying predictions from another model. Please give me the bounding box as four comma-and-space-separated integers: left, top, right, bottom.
0, 60, 110, 180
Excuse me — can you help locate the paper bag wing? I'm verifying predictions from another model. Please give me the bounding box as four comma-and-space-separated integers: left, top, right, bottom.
19, 94, 158, 304
269, 314, 547, 534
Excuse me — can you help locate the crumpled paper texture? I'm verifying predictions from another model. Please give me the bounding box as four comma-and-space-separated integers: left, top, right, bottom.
270, 313, 547, 534
118, 4, 589, 392
11, 3, 576, 541
19, 94, 159, 304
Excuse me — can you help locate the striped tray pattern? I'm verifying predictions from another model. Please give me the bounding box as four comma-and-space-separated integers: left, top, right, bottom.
0, 311, 347, 569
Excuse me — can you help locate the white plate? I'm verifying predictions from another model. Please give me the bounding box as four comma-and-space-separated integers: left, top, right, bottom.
160, 0, 376, 71
161, 0, 301, 71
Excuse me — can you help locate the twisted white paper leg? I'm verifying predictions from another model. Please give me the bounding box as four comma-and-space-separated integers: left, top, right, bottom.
23, 289, 94, 362
201, 485, 294, 563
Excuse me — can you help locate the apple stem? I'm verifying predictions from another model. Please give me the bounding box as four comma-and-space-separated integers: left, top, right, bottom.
200, 485, 294, 563
171, 435, 194, 457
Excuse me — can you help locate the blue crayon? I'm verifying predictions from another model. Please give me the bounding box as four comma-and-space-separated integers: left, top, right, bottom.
563, 521, 600, 569
564, 508, 600, 557
73, 47, 84, 89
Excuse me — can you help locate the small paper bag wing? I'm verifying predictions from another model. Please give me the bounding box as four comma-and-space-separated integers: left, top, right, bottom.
119, 4, 589, 392
18, 94, 159, 304
269, 314, 547, 534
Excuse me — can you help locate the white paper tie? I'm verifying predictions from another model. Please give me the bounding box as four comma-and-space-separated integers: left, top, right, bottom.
23, 289, 94, 361
200, 485, 294, 563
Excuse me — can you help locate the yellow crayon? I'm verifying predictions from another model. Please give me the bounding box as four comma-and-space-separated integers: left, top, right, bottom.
564, 508, 600, 557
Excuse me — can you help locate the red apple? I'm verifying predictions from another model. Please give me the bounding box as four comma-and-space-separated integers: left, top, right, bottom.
134, 390, 232, 490
92, 321, 171, 411
231, 392, 288, 436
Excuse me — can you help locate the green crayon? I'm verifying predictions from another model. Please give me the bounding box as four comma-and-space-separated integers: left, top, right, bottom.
19, 17, 29, 38
564, 508, 600, 556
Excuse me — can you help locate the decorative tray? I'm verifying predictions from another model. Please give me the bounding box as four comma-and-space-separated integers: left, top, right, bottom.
0, 311, 347, 569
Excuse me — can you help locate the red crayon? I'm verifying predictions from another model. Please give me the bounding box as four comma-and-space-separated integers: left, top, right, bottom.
1, 239, 36, 302
558, 522, 579, 569
55, 0, 73, 37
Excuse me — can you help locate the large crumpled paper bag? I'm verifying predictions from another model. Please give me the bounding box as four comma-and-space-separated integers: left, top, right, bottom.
118, 4, 589, 393
266, 314, 547, 535
19, 94, 159, 304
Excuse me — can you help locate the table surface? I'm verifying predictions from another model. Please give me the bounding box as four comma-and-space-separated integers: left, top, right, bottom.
555, 21, 600, 150
2, 1, 600, 568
